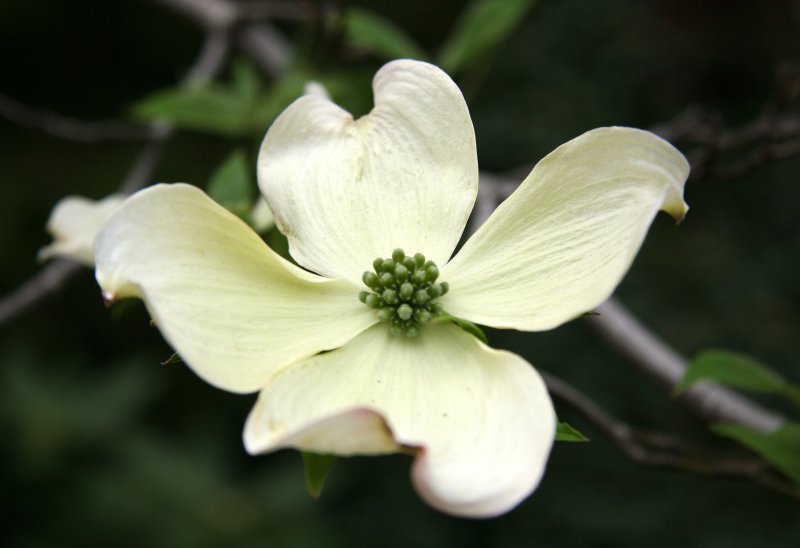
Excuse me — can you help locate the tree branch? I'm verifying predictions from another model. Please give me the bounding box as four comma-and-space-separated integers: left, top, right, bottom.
543, 370, 798, 498
0, 93, 153, 142
586, 299, 785, 432
152, 0, 292, 79
0, 29, 230, 328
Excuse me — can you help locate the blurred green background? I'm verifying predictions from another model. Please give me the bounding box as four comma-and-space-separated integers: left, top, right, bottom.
1, 0, 799, 546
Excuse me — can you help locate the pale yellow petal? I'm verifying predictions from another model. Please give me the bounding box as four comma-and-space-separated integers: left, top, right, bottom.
39, 194, 126, 266
442, 127, 690, 331
257, 59, 478, 283
250, 197, 275, 233
244, 323, 555, 518
94, 183, 377, 394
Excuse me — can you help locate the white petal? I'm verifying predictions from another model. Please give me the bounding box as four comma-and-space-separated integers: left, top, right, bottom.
250, 197, 275, 233
442, 127, 690, 331
39, 194, 126, 266
302, 80, 330, 99
257, 59, 478, 283
244, 323, 555, 518
94, 183, 377, 394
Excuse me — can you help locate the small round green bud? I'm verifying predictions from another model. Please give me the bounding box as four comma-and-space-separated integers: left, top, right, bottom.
399, 282, 414, 300
377, 308, 394, 322
425, 265, 439, 282
362, 251, 448, 337
397, 304, 413, 320
415, 309, 432, 324
394, 263, 409, 282
379, 272, 395, 287
363, 271, 379, 288
382, 289, 398, 304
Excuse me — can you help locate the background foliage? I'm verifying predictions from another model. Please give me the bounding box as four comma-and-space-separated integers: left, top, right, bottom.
1, 0, 799, 546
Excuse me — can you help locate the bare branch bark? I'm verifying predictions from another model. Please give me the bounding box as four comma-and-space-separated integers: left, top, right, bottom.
587, 299, 785, 432
543, 370, 798, 498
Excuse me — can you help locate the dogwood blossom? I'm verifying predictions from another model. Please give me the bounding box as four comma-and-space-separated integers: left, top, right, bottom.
93, 60, 689, 517
40, 194, 126, 266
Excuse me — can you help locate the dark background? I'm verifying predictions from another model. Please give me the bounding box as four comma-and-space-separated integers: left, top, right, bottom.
1, 0, 799, 546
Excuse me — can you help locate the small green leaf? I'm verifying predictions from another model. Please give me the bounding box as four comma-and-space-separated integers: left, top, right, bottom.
555, 421, 589, 442
434, 313, 488, 344
713, 422, 800, 484
676, 350, 798, 404
344, 8, 428, 61
301, 452, 337, 499
437, 0, 536, 74
160, 353, 182, 366
207, 149, 255, 220
132, 86, 255, 136
231, 58, 261, 101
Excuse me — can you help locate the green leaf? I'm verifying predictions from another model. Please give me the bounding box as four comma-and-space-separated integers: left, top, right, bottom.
437, 0, 536, 74
433, 313, 488, 344
344, 8, 427, 61
206, 149, 255, 220
132, 86, 255, 136
131, 59, 269, 136
231, 58, 261, 101
301, 452, 337, 499
676, 350, 800, 405
555, 421, 589, 442
713, 422, 800, 484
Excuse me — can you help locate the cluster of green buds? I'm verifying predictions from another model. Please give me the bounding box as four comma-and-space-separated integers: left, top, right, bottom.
359, 249, 449, 337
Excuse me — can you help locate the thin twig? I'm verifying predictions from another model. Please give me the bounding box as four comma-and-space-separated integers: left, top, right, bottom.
651, 63, 800, 182
236, 1, 311, 22
152, 0, 292, 79
0, 30, 231, 329
587, 299, 785, 432
0, 93, 153, 142
542, 370, 799, 498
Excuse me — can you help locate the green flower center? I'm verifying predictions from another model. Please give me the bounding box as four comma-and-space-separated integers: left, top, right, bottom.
359, 248, 449, 337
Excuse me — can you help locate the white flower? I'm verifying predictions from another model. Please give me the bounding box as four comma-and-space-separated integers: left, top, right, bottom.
40, 194, 127, 266
93, 60, 689, 517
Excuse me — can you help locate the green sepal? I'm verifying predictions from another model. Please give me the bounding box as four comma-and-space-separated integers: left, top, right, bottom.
301, 452, 337, 499
160, 353, 182, 366
433, 313, 488, 344
206, 149, 255, 222
712, 422, 800, 484
676, 349, 800, 406
555, 421, 589, 442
